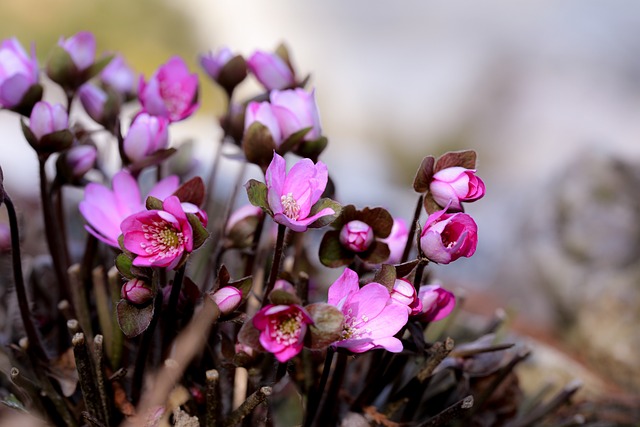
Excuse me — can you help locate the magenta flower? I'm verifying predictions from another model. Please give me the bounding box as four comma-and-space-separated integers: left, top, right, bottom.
58, 31, 96, 72
100, 54, 136, 96
253, 304, 313, 362
381, 218, 408, 264
139, 56, 199, 122
391, 279, 422, 316
271, 88, 322, 141
199, 47, 234, 81
420, 208, 478, 264
78, 83, 108, 123
123, 113, 169, 163
327, 268, 408, 353
121, 195, 193, 269
29, 101, 68, 140
0, 37, 39, 108
247, 50, 295, 91
413, 284, 455, 322
245, 101, 282, 146
265, 152, 334, 232
339, 220, 374, 253
79, 171, 180, 247
121, 278, 153, 305
429, 167, 485, 211
209, 286, 242, 315
64, 145, 97, 178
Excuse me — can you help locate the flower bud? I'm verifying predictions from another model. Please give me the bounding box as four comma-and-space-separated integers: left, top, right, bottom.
29, 101, 68, 140
78, 83, 120, 128
244, 101, 282, 146
429, 167, 485, 211
390, 279, 422, 315
63, 145, 97, 179
121, 278, 153, 305
209, 286, 242, 315
100, 54, 136, 97
200, 47, 234, 81
123, 113, 169, 163
339, 220, 374, 253
225, 204, 264, 248
58, 31, 96, 72
414, 284, 455, 322
247, 50, 295, 91
271, 88, 322, 141
273, 279, 296, 295
420, 209, 477, 264
0, 38, 40, 111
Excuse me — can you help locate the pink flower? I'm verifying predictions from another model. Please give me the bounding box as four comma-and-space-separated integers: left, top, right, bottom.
78, 83, 108, 122
420, 208, 478, 264
100, 54, 136, 95
199, 47, 234, 81
123, 113, 169, 163
414, 284, 455, 322
226, 204, 264, 233
139, 56, 199, 122
64, 145, 97, 178
121, 195, 194, 269
247, 50, 294, 91
58, 31, 96, 72
121, 278, 153, 305
270, 88, 321, 141
327, 268, 408, 353
244, 101, 282, 146
339, 220, 374, 253
381, 218, 408, 264
391, 279, 422, 316
253, 304, 313, 362
429, 167, 485, 211
29, 101, 68, 140
0, 37, 38, 108
210, 286, 242, 315
79, 171, 180, 247
265, 152, 334, 232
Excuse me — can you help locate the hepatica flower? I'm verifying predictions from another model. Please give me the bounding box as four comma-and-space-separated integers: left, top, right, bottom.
121, 195, 193, 269
247, 50, 295, 91
253, 304, 313, 362
429, 166, 485, 211
58, 31, 96, 72
414, 284, 455, 323
123, 113, 169, 163
0, 37, 39, 109
79, 171, 180, 247
420, 208, 477, 264
265, 152, 335, 232
328, 268, 408, 353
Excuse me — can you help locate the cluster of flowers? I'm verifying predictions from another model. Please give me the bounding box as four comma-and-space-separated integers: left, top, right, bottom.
0, 30, 486, 425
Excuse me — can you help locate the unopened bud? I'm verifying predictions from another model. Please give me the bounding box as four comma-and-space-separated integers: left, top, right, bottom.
121, 278, 153, 305
209, 286, 242, 315
339, 220, 374, 253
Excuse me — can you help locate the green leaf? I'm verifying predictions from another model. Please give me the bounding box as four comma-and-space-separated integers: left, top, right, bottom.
359, 207, 393, 238
218, 55, 248, 92
434, 150, 477, 173
244, 179, 272, 214
145, 195, 163, 211
361, 241, 391, 265
115, 253, 134, 279
128, 148, 177, 175
86, 54, 114, 80
116, 299, 154, 338
38, 129, 74, 154
173, 176, 205, 206
395, 259, 420, 278
413, 155, 435, 193
269, 289, 301, 306
242, 122, 277, 170
46, 45, 78, 87
308, 198, 342, 229
423, 193, 442, 214
277, 126, 311, 155
373, 264, 397, 292
305, 303, 344, 349
187, 212, 209, 249
319, 230, 353, 268
11, 83, 43, 117
20, 118, 38, 148
228, 275, 253, 301
293, 135, 328, 161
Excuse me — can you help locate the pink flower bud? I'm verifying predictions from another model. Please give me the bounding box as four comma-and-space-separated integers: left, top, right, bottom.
429, 167, 485, 211
414, 284, 455, 322
273, 279, 296, 294
0, 38, 39, 109
123, 113, 169, 163
390, 279, 422, 315
199, 47, 234, 81
247, 50, 294, 90
210, 286, 242, 315
245, 101, 282, 146
139, 56, 199, 122
78, 83, 108, 123
65, 145, 96, 178
420, 208, 478, 264
100, 54, 136, 96
339, 220, 374, 253
29, 101, 68, 140
270, 88, 322, 141
58, 31, 96, 72
226, 205, 264, 233
121, 278, 153, 305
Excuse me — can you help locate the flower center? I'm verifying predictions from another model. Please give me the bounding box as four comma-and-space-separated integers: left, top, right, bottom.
270, 312, 304, 345
281, 193, 301, 220
340, 307, 372, 341
140, 220, 186, 262
160, 80, 189, 119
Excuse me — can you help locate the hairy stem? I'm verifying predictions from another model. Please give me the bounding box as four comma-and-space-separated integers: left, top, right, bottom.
401, 194, 424, 263
262, 224, 286, 307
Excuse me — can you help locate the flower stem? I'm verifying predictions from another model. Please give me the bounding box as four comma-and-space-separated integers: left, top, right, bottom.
315, 352, 348, 427
131, 290, 163, 405
303, 347, 334, 427
262, 224, 286, 307
4, 193, 48, 362
205, 369, 219, 427
163, 265, 187, 351
401, 194, 424, 263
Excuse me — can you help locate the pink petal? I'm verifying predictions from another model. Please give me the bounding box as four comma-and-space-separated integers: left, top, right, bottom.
266, 152, 286, 213
327, 268, 360, 308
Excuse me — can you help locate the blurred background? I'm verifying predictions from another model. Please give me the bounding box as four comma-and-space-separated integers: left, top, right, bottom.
2, 0, 640, 398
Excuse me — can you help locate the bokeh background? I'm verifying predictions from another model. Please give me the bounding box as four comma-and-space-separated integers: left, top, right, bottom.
2, 0, 640, 398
